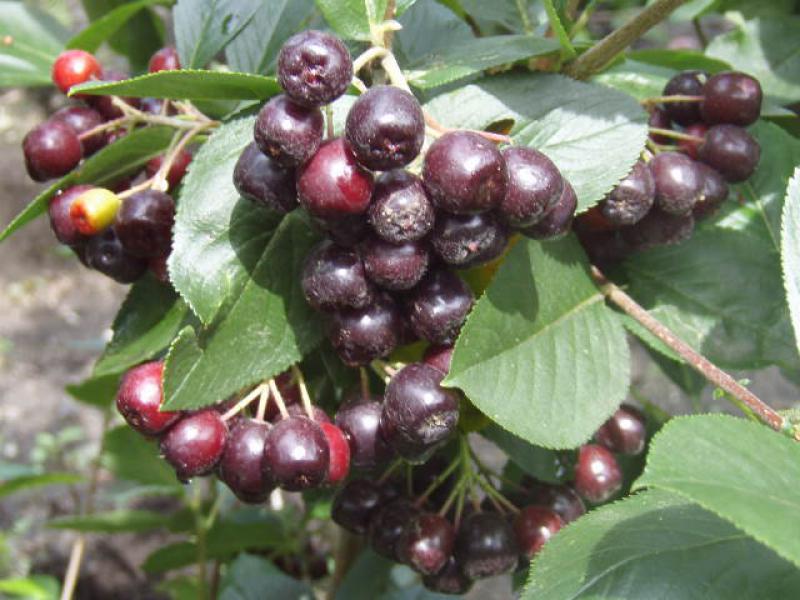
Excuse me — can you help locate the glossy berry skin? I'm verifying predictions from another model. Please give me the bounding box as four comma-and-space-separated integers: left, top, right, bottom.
116, 361, 180, 436
262, 416, 329, 491
345, 85, 425, 170
513, 506, 563, 560
600, 161, 655, 227
217, 418, 274, 503
649, 152, 703, 215
519, 180, 577, 239
422, 344, 454, 375
297, 138, 374, 218
88, 69, 140, 119
51, 106, 105, 155
282, 403, 332, 424
423, 131, 507, 214
320, 422, 350, 485
596, 404, 647, 456
115, 190, 175, 258
397, 513, 455, 576
277, 30, 353, 107
430, 211, 508, 269
701, 71, 762, 126
574, 444, 623, 504
335, 398, 393, 469
145, 149, 193, 191
233, 142, 297, 213
160, 410, 228, 481
254, 95, 324, 167
422, 556, 473, 595
406, 269, 473, 345
678, 123, 708, 160
698, 124, 760, 183
522, 480, 586, 524
500, 147, 563, 227
84, 228, 148, 283
454, 512, 519, 579
148, 46, 181, 73
648, 107, 671, 144
662, 70, 707, 126
693, 164, 729, 219
52, 49, 101, 94
301, 240, 374, 312
48, 185, 93, 246
361, 235, 429, 291
622, 208, 695, 251
369, 499, 419, 560
368, 170, 434, 243
382, 363, 460, 451
23, 121, 82, 182
328, 293, 402, 366
331, 479, 383, 534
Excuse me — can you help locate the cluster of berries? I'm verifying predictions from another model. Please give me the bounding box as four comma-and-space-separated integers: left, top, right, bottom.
577, 69, 762, 263
23, 46, 189, 283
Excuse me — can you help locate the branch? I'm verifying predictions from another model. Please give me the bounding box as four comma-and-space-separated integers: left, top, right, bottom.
564, 0, 689, 79
591, 267, 797, 440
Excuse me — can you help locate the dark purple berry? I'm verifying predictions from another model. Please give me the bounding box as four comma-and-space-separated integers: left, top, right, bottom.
422, 344, 454, 375
115, 190, 175, 258
693, 164, 729, 219
648, 107, 671, 144
262, 416, 329, 491
160, 410, 228, 481
116, 361, 180, 436
600, 161, 655, 226
649, 152, 703, 215
574, 444, 622, 504
422, 556, 473, 595
254, 94, 324, 167
369, 499, 420, 560
596, 404, 647, 455
513, 506, 563, 560
521, 480, 586, 524
84, 228, 148, 283
678, 123, 708, 160
283, 403, 332, 424
335, 398, 393, 469
51, 106, 105, 155
368, 170, 434, 243
23, 120, 82, 181
519, 180, 577, 239
218, 418, 274, 503
622, 208, 695, 250
301, 239, 374, 311
701, 71, 762, 126
430, 211, 508, 268
328, 294, 402, 366
500, 146, 563, 227
397, 513, 455, 575
311, 213, 369, 247
48, 185, 93, 246
233, 142, 298, 213
454, 512, 519, 579
662, 70, 707, 126
331, 478, 383, 534
698, 124, 760, 183
406, 269, 473, 345
277, 30, 353, 107
360, 235, 429, 291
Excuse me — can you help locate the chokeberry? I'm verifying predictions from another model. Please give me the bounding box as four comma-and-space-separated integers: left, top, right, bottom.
693, 164, 729, 219
574, 444, 622, 504
649, 152, 703, 215
698, 124, 760, 183
320, 422, 350, 485
146, 150, 193, 191
406, 269, 473, 345
48, 185, 93, 246
701, 71, 762, 126
23, 120, 82, 181
277, 30, 353, 107
311, 213, 369, 247
430, 211, 508, 268
115, 190, 175, 258
513, 506, 563, 560
52, 49, 101, 94
678, 123, 707, 160
662, 70, 707, 126
282, 403, 332, 424
422, 556, 473, 595
345, 85, 425, 171
301, 239, 374, 311
519, 180, 577, 239
70, 188, 122, 235
160, 410, 229, 481
297, 138, 374, 218
262, 416, 329, 491
335, 398, 393, 469
88, 69, 140, 119
648, 107, 671, 144
51, 106, 105, 156
521, 479, 586, 524
500, 146, 563, 227
254, 94, 324, 167
328, 293, 402, 366
368, 170, 434, 243
84, 227, 148, 283
148, 46, 181, 73
116, 361, 180, 436
233, 142, 298, 213
423, 131, 507, 214
369, 499, 420, 560
360, 235, 429, 291
600, 161, 655, 227
422, 344, 454, 375
454, 512, 519, 579
397, 513, 455, 575
217, 418, 274, 503
596, 404, 647, 455
331, 479, 383, 534
622, 208, 695, 251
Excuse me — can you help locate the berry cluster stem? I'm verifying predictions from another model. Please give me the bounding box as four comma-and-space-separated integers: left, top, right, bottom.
268, 379, 290, 419
221, 384, 267, 421
642, 94, 704, 105
291, 365, 315, 420
647, 127, 704, 143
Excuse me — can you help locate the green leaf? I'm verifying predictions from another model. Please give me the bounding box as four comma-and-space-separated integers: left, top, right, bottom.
781, 167, 800, 357
173, 0, 260, 69
219, 554, 313, 600
0, 576, 60, 600
0, 1, 69, 87
542, 0, 575, 59
406, 35, 560, 90
68, 0, 165, 53
169, 117, 282, 324
93, 275, 192, 377
66, 373, 120, 409
71, 70, 281, 101
48, 510, 171, 533
447, 236, 630, 449
315, 0, 387, 41
395, 0, 473, 65
163, 214, 323, 411
626, 48, 731, 73
335, 550, 452, 600
593, 58, 673, 101
0, 126, 175, 243
102, 426, 180, 487
158, 577, 201, 600
0, 472, 82, 498
423, 73, 647, 212
524, 488, 800, 599
481, 424, 563, 483
635, 415, 800, 568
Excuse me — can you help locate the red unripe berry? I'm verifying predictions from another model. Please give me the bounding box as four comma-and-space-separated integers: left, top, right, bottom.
52, 50, 101, 94
148, 46, 181, 73
678, 123, 708, 159
116, 361, 181, 436
574, 444, 622, 504
145, 150, 193, 191
320, 422, 350, 484
513, 505, 563, 560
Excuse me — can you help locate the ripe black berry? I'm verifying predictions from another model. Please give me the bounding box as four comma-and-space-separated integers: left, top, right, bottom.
520, 479, 586, 524
345, 85, 425, 170
49, 185, 93, 246
283, 403, 332, 424
698, 124, 760, 183
311, 213, 369, 247
160, 410, 229, 481
361, 235, 429, 291
320, 422, 350, 485
217, 418, 274, 503
262, 415, 329, 491
518, 180, 577, 239
513, 506, 563, 560
23, 120, 82, 181
148, 46, 181, 73
693, 164, 729, 219
406, 269, 473, 345
430, 211, 508, 268
622, 208, 695, 250
277, 30, 353, 107
662, 70, 707, 126
254, 94, 324, 167
368, 170, 434, 243
596, 404, 647, 456
574, 444, 622, 504
328, 293, 402, 366
51, 106, 105, 155
701, 71, 762, 126
423, 131, 507, 214
422, 556, 473, 595
84, 228, 148, 283
145, 150, 193, 191
301, 239, 374, 311
422, 344, 454, 375
233, 142, 298, 213
331, 478, 383, 534
115, 190, 175, 258
500, 147, 563, 227
397, 513, 455, 575
649, 152, 703, 214
335, 397, 393, 469
454, 512, 519, 579
369, 499, 420, 560
51, 49, 101, 94
116, 361, 180, 436
600, 161, 655, 226
297, 138, 374, 218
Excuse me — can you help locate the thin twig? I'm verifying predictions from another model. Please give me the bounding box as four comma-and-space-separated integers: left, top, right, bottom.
647, 127, 703, 143
641, 94, 703, 105
221, 384, 265, 421
256, 385, 270, 421
291, 365, 315, 420
268, 379, 290, 419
